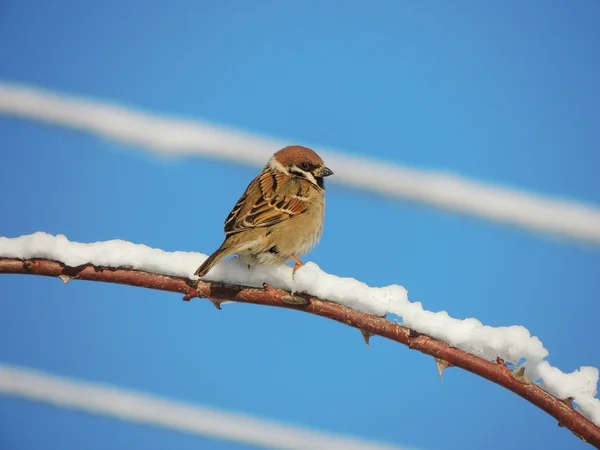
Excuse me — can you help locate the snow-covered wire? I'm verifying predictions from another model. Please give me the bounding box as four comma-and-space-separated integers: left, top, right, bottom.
1, 81, 600, 246
0, 363, 408, 450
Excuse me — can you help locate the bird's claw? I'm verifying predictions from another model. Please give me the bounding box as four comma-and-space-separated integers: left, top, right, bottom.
290, 254, 304, 279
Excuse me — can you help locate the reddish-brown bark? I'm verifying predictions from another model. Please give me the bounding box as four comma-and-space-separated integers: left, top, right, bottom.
1, 257, 598, 448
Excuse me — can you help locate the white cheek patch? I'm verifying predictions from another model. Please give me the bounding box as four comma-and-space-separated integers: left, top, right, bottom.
303, 171, 318, 186
267, 157, 289, 174
290, 165, 319, 187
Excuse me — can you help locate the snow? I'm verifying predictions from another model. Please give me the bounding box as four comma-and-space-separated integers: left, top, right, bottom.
1, 232, 599, 425
3, 81, 600, 246
0, 364, 405, 450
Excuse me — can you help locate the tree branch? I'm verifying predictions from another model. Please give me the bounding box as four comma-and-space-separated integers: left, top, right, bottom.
1, 257, 599, 448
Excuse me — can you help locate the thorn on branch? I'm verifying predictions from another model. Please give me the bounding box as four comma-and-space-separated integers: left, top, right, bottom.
561, 397, 575, 409
58, 274, 71, 284
360, 329, 373, 347
435, 357, 453, 381
572, 430, 587, 443
557, 421, 589, 442
510, 366, 532, 385
209, 298, 224, 310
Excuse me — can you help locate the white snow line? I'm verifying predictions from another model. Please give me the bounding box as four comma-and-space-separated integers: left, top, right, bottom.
1, 233, 600, 426
1, 81, 600, 246
0, 363, 409, 450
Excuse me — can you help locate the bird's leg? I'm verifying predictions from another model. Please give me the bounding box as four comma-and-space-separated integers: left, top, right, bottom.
290, 254, 304, 277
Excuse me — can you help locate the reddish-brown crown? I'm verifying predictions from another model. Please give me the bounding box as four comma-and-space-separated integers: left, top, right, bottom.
272, 145, 325, 168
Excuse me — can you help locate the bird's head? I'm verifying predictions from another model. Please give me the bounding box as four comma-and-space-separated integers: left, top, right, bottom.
268, 145, 334, 189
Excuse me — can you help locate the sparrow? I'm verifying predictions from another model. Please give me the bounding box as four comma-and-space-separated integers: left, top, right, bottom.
194, 145, 333, 278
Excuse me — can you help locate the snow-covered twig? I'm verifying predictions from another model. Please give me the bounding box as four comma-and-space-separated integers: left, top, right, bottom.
0, 233, 599, 447
2, 81, 600, 246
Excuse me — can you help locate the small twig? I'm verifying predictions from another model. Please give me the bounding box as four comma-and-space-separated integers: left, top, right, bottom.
1, 257, 599, 448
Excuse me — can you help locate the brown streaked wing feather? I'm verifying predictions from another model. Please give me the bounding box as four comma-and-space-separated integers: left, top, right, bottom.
257, 168, 286, 196
224, 169, 309, 235
223, 191, 249, 233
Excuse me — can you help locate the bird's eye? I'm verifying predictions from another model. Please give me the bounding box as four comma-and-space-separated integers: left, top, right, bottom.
299, 162, 311, 171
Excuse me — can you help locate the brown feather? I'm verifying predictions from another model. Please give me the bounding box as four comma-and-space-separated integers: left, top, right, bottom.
224, 167, 311, 236
272, 146, 324, 167
195, 145, 330, 278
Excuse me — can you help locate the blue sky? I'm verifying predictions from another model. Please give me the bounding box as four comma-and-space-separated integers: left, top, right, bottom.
1, 1, 600, 449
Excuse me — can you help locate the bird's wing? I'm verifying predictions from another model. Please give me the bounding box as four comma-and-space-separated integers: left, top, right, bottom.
224, 169, 310, 235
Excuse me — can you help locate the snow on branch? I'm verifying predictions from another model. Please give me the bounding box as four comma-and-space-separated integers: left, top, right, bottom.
2, 81, 600, 246
1, 233, 600, 447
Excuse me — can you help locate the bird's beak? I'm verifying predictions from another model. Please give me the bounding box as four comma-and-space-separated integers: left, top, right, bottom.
315, 166, 334, 177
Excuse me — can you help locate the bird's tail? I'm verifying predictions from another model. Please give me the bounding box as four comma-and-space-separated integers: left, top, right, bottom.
194, 244, 231, 277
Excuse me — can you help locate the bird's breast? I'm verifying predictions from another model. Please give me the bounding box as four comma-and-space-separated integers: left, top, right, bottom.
292, 196, 325, 256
